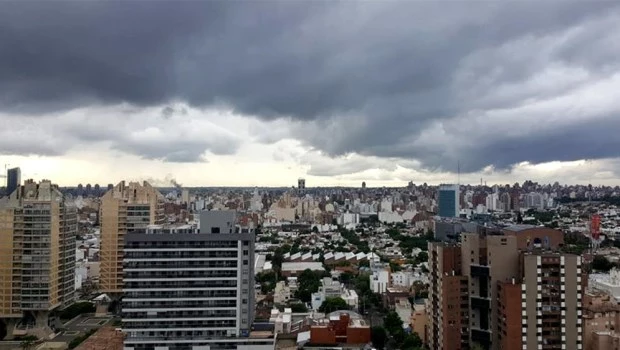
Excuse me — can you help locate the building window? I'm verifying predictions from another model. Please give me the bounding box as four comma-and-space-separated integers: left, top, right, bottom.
243, 241, 249, 246
243, 250, 249, 256
243, 260, 248, 265
211, 227, 220, 234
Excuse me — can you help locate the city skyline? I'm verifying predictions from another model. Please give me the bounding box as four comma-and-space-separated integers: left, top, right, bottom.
0, 157, 617, 188
2, 2, 620, 186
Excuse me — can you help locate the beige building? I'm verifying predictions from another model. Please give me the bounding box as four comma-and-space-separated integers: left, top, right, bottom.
583, 290, 620, 350
427, 231, 582, 350
0, 180, 77, 336
99, 181, 164, 294
411, 302, 428, 345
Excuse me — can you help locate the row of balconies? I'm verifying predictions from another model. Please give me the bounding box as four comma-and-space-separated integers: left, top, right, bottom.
124, 301, 237, 309
125, 290, 237, 299
123, 320, 237, 329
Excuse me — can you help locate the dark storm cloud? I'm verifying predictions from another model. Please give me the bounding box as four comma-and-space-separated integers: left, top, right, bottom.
1, 1, 620, 171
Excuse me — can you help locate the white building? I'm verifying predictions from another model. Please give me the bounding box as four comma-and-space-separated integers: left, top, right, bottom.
122, 211, 274, 350
589, 269, 620, 302
391, 271, 427, 288
525, 192, 545, 210
378, 211, 405, 224
370, 262, 390, 294
486, 192, 499, 212
338, 212, 360, 226
311, 278, 359, 311
75, 264, 88, 290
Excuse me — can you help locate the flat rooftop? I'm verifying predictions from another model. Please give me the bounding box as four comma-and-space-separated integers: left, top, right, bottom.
74, 327, 124, 350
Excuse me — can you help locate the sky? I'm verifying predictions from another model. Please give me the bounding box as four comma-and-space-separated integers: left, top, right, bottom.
2, 1, 620, 187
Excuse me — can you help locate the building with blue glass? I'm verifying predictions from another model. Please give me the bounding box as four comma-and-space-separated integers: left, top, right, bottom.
438, 184, 460, 217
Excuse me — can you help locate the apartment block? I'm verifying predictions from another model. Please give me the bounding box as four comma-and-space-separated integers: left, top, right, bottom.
427, 227, 581, 350
122, 211, 272, 350
461, 233, 520, 348
427, 242, 469, 350
582, 290, 620, 350
100, 181, 164, 294
515, 253, 583, 350
0, 180, 77, 336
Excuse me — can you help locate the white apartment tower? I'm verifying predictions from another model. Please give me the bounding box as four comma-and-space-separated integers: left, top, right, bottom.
122, 211, 273, 350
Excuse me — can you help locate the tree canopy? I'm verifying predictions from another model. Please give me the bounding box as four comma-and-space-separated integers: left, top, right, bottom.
371, 326, 387, 350
318, 297, 349, 313
295, 269, 326, 302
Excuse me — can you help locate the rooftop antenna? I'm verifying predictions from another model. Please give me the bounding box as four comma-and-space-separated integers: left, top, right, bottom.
457, 161, 460, 187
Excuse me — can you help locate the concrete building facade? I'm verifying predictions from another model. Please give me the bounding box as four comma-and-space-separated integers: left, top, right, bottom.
428, 231, 580, 350
122, 211, 271, 350
427, 243, 469, 350
0, 180, 77, 336
100, 181, 164, 294
518, 253, 582, 350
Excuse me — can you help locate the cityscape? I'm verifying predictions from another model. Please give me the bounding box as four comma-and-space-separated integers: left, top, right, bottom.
2, 168, 620, 350
2, 1, 620, 350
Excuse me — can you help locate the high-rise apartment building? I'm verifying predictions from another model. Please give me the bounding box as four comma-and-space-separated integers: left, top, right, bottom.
100, 181, 164, 294
438, 184, 460, 218
501, 253, 583, 350
298, 178, 306, 191
427, 243, 469, 350
0, 180, 76, 334
122, 211, 273, 350
6, 167, 21, 196
427, 227, 581, 350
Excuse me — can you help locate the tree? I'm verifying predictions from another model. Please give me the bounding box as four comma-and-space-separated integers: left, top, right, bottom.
413, 251, 428, 265
318, 297, 349, 313
355, 274, 371, 296
384, 311, 404, 335
59, 302, 96, 320
312, 226, 319, 233
289, 303, 308, 313
402, 333, 423, 349
371, 326, 388, 350
256, 271, 277, 294
592, 255, 614, 272
339, 271, 354, 284
295, 269, 322, 303
390, 261, 402, 272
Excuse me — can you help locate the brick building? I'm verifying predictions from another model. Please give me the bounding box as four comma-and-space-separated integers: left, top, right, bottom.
309, 312, 371, 345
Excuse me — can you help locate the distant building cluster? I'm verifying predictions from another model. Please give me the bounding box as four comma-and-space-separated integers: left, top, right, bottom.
3, 173, 620, 349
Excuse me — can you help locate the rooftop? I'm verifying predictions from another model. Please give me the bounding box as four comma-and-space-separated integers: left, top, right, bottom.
74, 327, 124, 350
503, 224, 539, 232
281, 262, 325, 271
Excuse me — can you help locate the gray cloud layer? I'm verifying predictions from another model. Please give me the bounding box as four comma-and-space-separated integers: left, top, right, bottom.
1, 2, 620, 172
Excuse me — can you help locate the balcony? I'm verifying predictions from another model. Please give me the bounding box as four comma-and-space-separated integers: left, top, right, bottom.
470, 265, 490, 278
471, 328, 491, 349
470, 296, 490, 310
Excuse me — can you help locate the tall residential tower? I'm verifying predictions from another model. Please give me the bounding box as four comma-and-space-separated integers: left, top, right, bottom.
121, 211, 273, 350
427, 226, 582, 350
0, 180, 77, 336
100, 181, 164, 294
